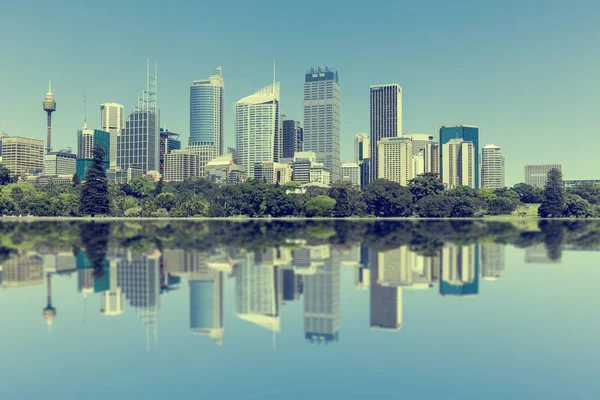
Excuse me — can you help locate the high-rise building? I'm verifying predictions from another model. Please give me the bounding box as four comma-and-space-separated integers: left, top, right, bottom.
525, 164, 562, 189
439, 125, 480, 189
442, 138, 475, 189
254, 162, 292, 185
291, 151, 316, 184
377, 137, 413, 186
0, 136, 44, 175
189, 271, 223, 344
282, 120, 303, 159
303, 255, 340, 343
100, 102, 124, 168
404, 133, 434, 155
370, 84, 402, 182
189, 67, 224, 156
235, 83, 281, 178
341, 162, 360, 186
76, 128, 110, 180
159, 128, 181, 175
44, 151, 76, 176
118, 65, 159, 174
282, 269, 303, 301
354, 133, 370, 164
164, 149, 200, 182
205, 153, 236, 184
101, 260, 124, 316
303, 67, 341, 181
369, 250, 402, 331
360, 158, 371, 187
481, 144, 505, 189
480, 244, 505, 280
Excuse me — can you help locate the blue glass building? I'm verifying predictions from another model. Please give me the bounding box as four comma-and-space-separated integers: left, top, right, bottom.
189, 67, 224, 154
439, 125, 480, 189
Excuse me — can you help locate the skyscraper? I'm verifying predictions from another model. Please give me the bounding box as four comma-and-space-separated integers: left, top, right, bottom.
189, 67, 224, 156
76, 128, 110, 180
282, 119, 303, 159
100, 102, 124, 168
481, 144, 505, 189
439, 125, 480, 189
354, 133, 370, 164
525, 164, 562, 189
0, 136, 44, 175
303, 254, 340, 343
369, 250, 402, 331
440, 243, 479, 296
117, 64, 159, 174
189, 271, 223, 344
370, 84, 402, 182
303, 67, 340, 181
442, 138, 475, 189
377, 137, 413, 186
235, 82, 281, 178
159, 128, 181, 174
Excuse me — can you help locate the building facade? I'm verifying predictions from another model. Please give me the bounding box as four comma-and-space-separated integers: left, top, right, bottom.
254, 162, 292, 185
164, 149, 200, 182
439, 125, 480, 189
235, 83, 281, 178
76, 129, 110, 180
205, 154, 236, 184
481, 144, 505, 189
0, 136, 44, 175
341, 162, 360, 186
525, 164, 562, 189
44, 152, 76, 176
377, 137, 413, 186
354, 133, 370, 164
190, 67, 224, 156
159, 129, 181, 175
370, 84, 402, 183
303, 67, 340, 181
442, 139, 475, 189
100, 102, 124, 168
282, 119, 303, 159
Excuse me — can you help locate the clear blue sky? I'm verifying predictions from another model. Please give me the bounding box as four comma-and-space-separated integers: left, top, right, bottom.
1, 0, 598, 185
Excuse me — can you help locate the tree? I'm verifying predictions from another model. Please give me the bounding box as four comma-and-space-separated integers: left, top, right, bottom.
72, 173, 81, 187
513, 183, 543, 203
155, 192, 176, 211
447, 185, 477, 198
0, 164, 15, 185
363, 179, 414, 217
154, 177, 164, 196
567, 183, 600, 205
416, 195, 455, 217
451, 197, 476, 217
80, 146, 110, 217
127, 177, 155, 199
305, 195, 336, 217
488, 197, 518, 215
408, 173, 444, 202
538, 168, 564, 218
564, 194, 593, 218
328, 182, 365, 217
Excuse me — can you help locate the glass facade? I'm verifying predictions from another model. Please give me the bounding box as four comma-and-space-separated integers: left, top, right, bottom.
439, 125, 480, 189
369, 85, 402, 182
118, 111, 159, 174
189, 67, 224, 155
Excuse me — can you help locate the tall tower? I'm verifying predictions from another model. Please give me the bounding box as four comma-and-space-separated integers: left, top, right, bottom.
439, 125, 480, 189
100, 103, 124, 168
354, 133, 370, 164
481, 144, 505, 189
303, 67, 340, 181
189, 67, 224, 154
370, 84, 402, 183
42, 82, 56, 154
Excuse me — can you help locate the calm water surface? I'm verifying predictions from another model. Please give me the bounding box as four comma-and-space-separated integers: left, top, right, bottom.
0, 220, 599, 399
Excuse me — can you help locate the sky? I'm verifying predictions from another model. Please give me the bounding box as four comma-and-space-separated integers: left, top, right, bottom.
1, 0, 599, 185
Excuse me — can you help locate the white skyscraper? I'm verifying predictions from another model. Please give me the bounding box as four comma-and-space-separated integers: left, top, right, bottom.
370, 84, 402, 182
481, 144, 505, 189
303, 67, 340, 181
235, 82, 281, 178
354, 133, 370, 164
377, 137, 413, 186
100, 103, 124, 168
442, 138, 475, 189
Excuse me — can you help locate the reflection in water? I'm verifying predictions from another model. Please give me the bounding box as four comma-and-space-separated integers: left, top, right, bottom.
1, 220, 599, 351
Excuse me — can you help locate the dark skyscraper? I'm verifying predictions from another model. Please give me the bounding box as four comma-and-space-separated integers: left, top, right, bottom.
439, 125, 480, 189
159, 128, 181, 174
282, 120, 303, 159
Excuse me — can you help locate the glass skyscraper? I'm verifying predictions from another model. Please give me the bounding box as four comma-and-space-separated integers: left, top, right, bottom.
189, 67, 224, 155
282, 119, 303, 159
303, 67, 340, 181
439, 125, 480, 189
369, 84, 402, 183
235, 82, 281, 178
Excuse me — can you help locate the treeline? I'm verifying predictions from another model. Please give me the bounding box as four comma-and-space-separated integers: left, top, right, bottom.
0, 152, 599, 218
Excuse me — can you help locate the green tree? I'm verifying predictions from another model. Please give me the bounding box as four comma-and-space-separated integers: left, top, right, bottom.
80, 146, 110, 217
127, 177, 155, 199
416, 195, 456, 217
408, 173, 444, 202
328, 182, 365, 217
0, 164, 15, 185
447, 185, 477, 198
564, 194, 593, 218
538, 168, 564, 218
513, 183, 543, 203
306, 195, 336, 217
72, 173, 81, 187
488, 197, 518, 215
567, 183, 600, 205
154, 177, 164, 196
364, 179, 414, 217
451, 197, 476, 217
155, 192, 176, 211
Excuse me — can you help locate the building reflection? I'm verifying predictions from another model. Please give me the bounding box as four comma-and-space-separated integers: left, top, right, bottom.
440, 244, 479, 296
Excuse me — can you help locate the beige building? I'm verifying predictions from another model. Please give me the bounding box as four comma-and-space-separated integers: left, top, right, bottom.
1, 254, 44, 288
164, 149, 200, 182
377, 137, 413, 186
0, 136, 44, 175
254, 162, 292, 185
524, 164, 562, 189
481, 144, 505, 189
442, 139, 475, 189
341, 162, 360, 186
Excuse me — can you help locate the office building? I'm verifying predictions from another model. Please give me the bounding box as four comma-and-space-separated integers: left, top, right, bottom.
360, 158, 371, 187
100, 102, 124, 168
44, 151, 76, 176
442, 138, 475, 189
377, 137, 413, 186
341, 162, 360, 186
481, 144, 505, 189
205, 153, 236, 184
291, 151, 316, 184
369, 250, 402, 330
101, 260, 124, 316
164, 149, 200, 182
254, 162, 292, 185
440, 244, 479, 296
282, 119, 303, 159
404, 134, 433, 155
235, 82, 281, 178
370, 84, 402, 182
159, 128, 181, 174
427, 143, 440, 176
354, 133, 370, 164
189, 271, 224, 343
439, 125, 480, 189
525, 164, 562, 189
309, 163, 331, 186
190, 67, 224, 157
118, 66, 159, 174
1, 254, 44, 288
303, 67, 341, 181
282, 269, 303, 301
76, 128, 110, 180
304, 256, 340, 343
0, 136, 44, 175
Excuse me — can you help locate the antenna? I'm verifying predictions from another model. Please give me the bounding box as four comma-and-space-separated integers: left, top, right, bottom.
49, 81, 52, 93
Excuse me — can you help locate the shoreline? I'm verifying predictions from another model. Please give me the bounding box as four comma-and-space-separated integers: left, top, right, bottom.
1, 216, 599, 221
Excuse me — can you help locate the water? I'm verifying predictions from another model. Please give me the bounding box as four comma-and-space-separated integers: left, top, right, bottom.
0, 220, 599, 399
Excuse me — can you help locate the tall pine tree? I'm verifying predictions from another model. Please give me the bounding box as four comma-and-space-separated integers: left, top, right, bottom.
80, 146, 110, 217
538, 168, 564, 218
